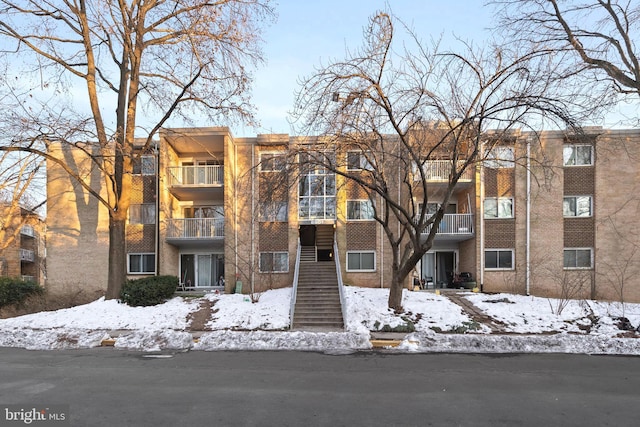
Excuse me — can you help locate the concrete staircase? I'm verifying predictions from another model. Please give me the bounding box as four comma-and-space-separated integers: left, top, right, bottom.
292, 250, 344, 330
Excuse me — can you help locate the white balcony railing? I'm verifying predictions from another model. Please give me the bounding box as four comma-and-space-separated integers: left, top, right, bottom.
167, 165, 223, 186
166, 218, 224, 239
20, 249, 35, 262
414, 160, 474, 182
21, 275, 35, 282
20, 225, 35, 238
422, 213, 474, 235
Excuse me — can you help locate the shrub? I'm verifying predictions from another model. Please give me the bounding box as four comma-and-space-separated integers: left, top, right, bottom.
120, 275, 178, 307
0, 277, 44, 309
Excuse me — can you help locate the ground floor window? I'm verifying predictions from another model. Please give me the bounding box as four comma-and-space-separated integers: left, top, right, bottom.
346, 251, 376, 272
563, 248, 593, 269
128, 253, 155, 274
485, 249, 513, 270
259, 252, 289, 273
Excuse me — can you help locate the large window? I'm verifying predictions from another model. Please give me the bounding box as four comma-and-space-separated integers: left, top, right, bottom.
485, 249, 514, 270
259, 252, 289, 273
129, 204, 156, 224
260, 152, 286, 172
346, 251, 376, 272
564, 248, 593, 269
259, 201, 288, 222
347, 200, 374, 221
485, 146, 515, 168
563, 144, 593, 166
346, 151, 374, 171
299, 174, 336, 220
133, 155, 156, 175
128, 253, 155, 274
563, 196, 592, 217
484, 197, 513, 219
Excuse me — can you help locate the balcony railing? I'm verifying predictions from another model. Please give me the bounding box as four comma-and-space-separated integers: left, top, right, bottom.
21, 275, 35, 282
20, 225, 35, 238
422, 213, 474, 235
20, 249, 35, 262
166, 218, 224, 239
167, 165, 223, 186
414, 160, 474, 182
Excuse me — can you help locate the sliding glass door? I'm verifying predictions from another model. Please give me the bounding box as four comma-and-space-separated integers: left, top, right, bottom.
180, 253, 224, 287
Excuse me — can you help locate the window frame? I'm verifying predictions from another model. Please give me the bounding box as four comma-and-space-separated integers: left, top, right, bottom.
258, 252, 289, 273
346, 251, 376, 272
128, 203, 156, 224
563, 248, 593, 269
484, 249, 514, 270
563, 195, 593, 218
346, 199, 375, 221
133, 155, 156, 176
128, 253, 156, 274
346, 151, 374, 171
484, 197, 514, 219
563, 144, 594, 166
260, 152, 286, 172
485, 146, 515, 169
259, 201, 288, 222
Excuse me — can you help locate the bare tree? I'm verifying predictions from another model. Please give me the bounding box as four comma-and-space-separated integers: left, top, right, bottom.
492, 0, 639, 101
0, 0, 275, 298
291, 12, 583, 311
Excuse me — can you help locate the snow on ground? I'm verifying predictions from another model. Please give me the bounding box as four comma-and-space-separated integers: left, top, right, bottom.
0, 287, 639, 354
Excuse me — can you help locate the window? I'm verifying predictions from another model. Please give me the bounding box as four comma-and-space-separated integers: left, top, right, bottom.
564, 248, 593, 269
129, 204, 156, 224
259, 252, 289, 273
563, 196, 592, 217
299, 173, 336, 220
485, 249, 513, 270
133, 155, 156, 175
346, 251, 376, 272
260, 152, 286, 172
347, 200, 374, 221
346, 151, 374, 171
563, 145, 593, 166
128, 253, 155, 274
484, 197, 513, 219
259, 201, 288, 222
485, 146, 515, 168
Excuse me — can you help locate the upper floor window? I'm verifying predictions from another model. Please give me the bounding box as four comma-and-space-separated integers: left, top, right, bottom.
563, 144, 593, 166
485, 146, 515, 168
133, 155, 156, 175
347, 200, 374, 221
260, 152, 286, 172
129, 204, 156, 224
346, 151, 374, 171
563, 196, 592, 217
259, 201, 288, 222
564, 248, 593, 269
484, 197, 513, 219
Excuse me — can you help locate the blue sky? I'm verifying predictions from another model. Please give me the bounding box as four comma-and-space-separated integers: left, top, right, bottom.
233, 0, 495, 136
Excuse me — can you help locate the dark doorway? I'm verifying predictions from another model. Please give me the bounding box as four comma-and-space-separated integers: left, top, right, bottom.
299, 225, 316, 246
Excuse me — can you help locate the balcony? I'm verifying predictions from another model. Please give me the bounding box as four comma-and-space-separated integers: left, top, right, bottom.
21, 275, 35, 282
166, 218, 224, 248
414, 160, 474, 185
20, 225, 35, 238
20, 249, 35, 262
167, 165, 224, 201
422, 213, 474, 241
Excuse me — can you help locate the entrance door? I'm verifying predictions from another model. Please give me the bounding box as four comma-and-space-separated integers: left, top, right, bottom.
299, 225, 316, 246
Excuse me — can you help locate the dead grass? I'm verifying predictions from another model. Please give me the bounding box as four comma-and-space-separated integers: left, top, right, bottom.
0, 289, 104, 319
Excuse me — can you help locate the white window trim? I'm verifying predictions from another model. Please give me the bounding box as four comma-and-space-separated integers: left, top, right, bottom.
484, 249, 514, 271
346, 251, 376, 272
127, 253, 156, 274
563, 195, 593, 218
258, 251, 289, 273
483, 197, 514, 219
563, 248, 593, 270
346, 199, 375, 221
563, 144, 594, 166
259, 152, 286, 172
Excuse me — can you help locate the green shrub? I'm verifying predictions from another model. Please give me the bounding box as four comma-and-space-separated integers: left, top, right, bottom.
119, 275, 178, 307
0, 277, 44, 309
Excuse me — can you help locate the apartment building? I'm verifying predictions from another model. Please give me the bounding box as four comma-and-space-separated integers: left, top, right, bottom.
45, 126, 640, 303
0, 203, 46, 285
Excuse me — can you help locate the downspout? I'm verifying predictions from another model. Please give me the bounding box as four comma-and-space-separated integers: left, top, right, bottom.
251, 142, 255, 294
479, 150, 485, 292
234, 141, 238, 281
526, 137, 531, 295
154, 143, 160, 277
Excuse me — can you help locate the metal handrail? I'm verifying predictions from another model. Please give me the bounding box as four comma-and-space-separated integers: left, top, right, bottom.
333, 232, 348, 328
166, 218, 224, 239
167, 165, 223, 186
413, 160, 474, 182
289, 238, 302, 329
422, 213, 474, 235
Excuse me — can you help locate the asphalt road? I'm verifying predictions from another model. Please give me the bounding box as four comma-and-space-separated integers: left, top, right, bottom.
0, 347, 638, 426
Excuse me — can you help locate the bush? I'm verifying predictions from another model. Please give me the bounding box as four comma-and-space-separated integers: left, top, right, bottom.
0, 277, 44, 309
120, 275, 178, 307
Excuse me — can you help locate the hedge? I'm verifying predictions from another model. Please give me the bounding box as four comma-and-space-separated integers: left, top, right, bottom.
119, 275, 178, 307
0, 277, 44, 309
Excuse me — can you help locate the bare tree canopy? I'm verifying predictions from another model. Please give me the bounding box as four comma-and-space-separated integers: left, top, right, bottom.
0, 0, 275, 298
292, 12, 582, 311
492, 0, 640, 98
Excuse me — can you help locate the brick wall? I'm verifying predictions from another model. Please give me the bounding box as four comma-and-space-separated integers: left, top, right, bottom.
346, 222, 376, 250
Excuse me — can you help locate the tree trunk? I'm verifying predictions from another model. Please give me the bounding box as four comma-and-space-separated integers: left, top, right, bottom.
105, 215, 127, 299
388, 271, 405, 312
